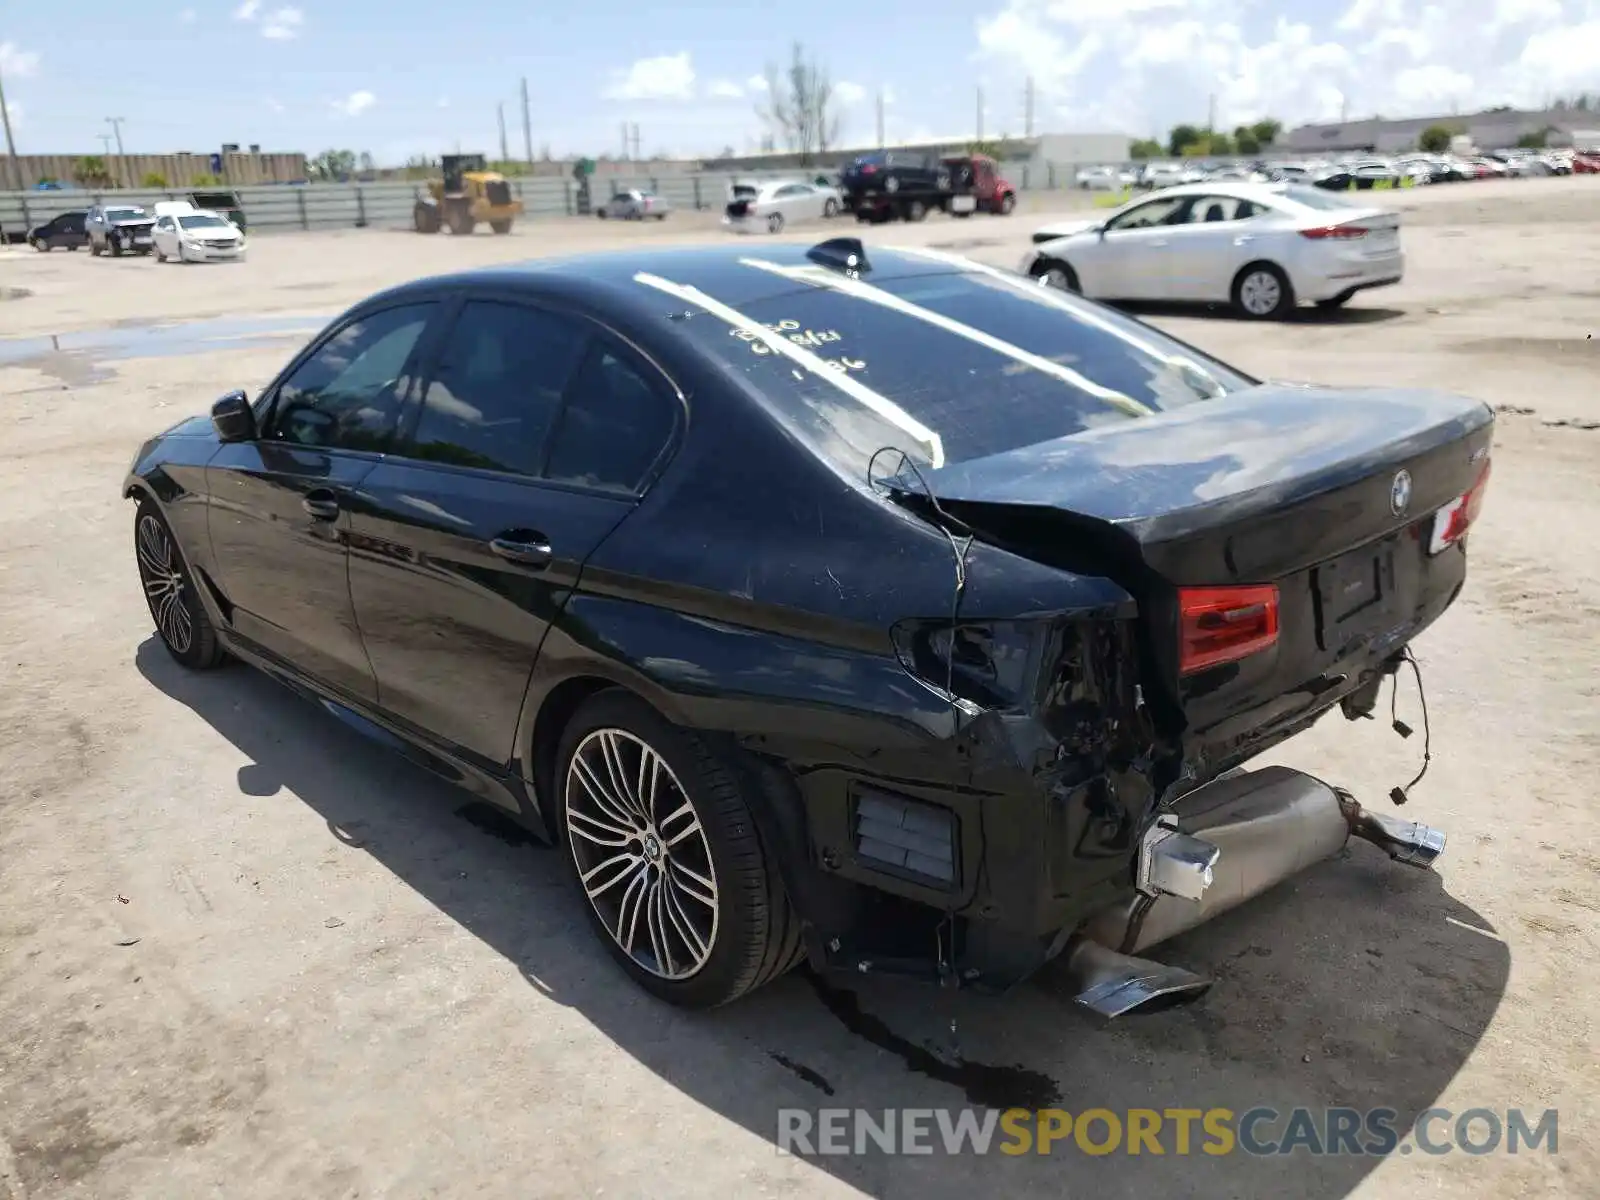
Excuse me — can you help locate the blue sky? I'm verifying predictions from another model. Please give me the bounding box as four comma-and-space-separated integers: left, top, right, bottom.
2, 1, 1596, 163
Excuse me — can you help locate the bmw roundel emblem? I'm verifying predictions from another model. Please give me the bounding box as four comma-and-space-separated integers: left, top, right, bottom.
1390, 469, 1413, 516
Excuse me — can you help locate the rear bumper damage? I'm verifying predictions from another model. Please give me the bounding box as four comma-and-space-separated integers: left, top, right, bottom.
1060, 766, 1445, 1016
800, 762, 1445, 1012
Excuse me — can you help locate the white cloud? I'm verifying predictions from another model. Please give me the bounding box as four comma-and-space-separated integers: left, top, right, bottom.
706, 79, 745, 99
975, 0, 1600, 136
882, 86, 898, 106
233, 0, 259, 18
602, 53, 696, 102
835, 81, 869, 106
746, 74, 769, 93
260, 6, 303, 38
332, 90, 375, 117
437, 96, 450, 108
179, 7, 197, 22
265, 96, 285, 113
0, 42, 40, 78
6, 101, 21, 128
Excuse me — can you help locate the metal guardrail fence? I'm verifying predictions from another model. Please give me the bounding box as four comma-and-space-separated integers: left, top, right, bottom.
0, 160, 1124, 235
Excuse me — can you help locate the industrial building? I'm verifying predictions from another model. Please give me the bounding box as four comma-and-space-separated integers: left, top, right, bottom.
1285, 106, 1598, 154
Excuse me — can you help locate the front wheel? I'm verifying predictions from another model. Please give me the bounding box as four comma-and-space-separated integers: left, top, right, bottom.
766, 212, 785, 234
490, 219, 513, 234
905, 199, 927, 222
1032, 258, 1080, 293
154, 245, 167, 262
110, 236, 124, 257
996, 192, 1016, 215
134, 501, 226, 670
823, 197, 838, 218
32, 239, 49, 252
557, 691, 804, 1008
1232, 263, 1295, 320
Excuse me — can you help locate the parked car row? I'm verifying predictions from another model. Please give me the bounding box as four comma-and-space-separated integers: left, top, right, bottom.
20, 190, 251, 260
1070, 147, 1600, 197
1021, 179, 1405, 320
20, 194, 248, 262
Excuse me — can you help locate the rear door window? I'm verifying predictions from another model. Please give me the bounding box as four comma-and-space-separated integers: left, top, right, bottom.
402, 300, 589, 476
543, 340, 678, 493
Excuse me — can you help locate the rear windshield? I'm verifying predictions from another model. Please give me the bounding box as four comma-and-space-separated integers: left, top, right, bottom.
107, 207, 148, 221
672, 264, 1255, 473
190, 192, 238, 207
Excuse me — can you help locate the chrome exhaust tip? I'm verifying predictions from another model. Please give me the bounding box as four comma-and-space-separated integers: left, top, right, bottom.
1338, 794, 1447, 869
1060, 937, 1212, 1019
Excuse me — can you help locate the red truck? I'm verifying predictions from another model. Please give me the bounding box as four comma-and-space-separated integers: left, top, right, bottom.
942, 154, 1017, 216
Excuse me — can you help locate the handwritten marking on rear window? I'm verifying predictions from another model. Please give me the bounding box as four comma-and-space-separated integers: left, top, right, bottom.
731, 325, 863, 371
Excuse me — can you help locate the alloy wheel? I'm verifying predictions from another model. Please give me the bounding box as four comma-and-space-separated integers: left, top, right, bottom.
135, 514, 194, 654
565, 727, 719, 980
1239, 270, 1282, 316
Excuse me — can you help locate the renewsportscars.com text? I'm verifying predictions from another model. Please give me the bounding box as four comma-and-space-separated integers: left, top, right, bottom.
776, 1107, 1559, 1157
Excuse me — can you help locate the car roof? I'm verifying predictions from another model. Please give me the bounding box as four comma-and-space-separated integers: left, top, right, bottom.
370, 242, 972, 316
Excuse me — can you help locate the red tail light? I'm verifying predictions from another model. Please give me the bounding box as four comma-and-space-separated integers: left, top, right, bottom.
1427, 459, 1492, 555
1178, 585, 1280, 675
860, 164, 877, 174
1300, 224, 1368, 239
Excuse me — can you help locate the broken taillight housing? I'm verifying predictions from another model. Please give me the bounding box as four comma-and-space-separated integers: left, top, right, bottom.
1177, 585, 1280, 675
1299, 224, 1369, 239
1428, 459, 1492, 555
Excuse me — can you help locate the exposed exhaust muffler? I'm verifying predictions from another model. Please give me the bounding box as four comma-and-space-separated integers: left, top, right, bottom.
1061, 766, 1447, 1017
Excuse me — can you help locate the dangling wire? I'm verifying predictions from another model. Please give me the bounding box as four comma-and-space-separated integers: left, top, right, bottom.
1388, 648, 1432, 806
868, 446, 977, 737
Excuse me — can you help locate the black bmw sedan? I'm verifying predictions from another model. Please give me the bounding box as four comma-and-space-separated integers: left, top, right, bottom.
126, 239, 1492, 1009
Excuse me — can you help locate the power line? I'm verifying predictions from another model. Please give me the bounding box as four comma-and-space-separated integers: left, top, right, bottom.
106, 117, 129, 187
0, 56, 21, 190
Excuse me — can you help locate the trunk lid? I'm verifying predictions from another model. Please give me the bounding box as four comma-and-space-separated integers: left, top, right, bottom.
893, 384, 1494, 766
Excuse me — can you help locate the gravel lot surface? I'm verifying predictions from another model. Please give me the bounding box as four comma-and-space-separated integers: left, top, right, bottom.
1, 175, 1597, 1200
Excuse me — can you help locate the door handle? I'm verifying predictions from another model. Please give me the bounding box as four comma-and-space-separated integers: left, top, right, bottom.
1149, 239, 1169, 247
1235, 234, 1256, 244
490, 536, 553, 567
302, 490, 339, 521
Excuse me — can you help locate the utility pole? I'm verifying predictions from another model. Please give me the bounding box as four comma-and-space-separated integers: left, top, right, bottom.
0, 55, 22, 192
1206, 93, 1216, 133
1024, 76, 1035, 138
98, 133, 114, 158
106, 117, 128, 187
519, 77, 533, 165
621, 121, 629, 160
976, 86, 984, 141
1340, 94, 1349, 123
631, 123, 641, 161
875, 89, 885, 148
497, 102, 509, 163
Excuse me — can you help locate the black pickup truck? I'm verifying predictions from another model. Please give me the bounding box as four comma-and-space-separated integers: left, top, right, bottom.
840, 150, 968, 222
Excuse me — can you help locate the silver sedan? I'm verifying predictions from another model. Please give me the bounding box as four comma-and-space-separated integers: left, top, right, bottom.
596, 189, 672, 220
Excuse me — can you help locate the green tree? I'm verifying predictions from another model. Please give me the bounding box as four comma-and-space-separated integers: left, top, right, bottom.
73, 156, 113, 187
308, 149, 358, 182
1167, 123, 1202, 157
1251, 118, 1282, 147
1516, 129, 1552, 149
758, 42, 843, 165
141, 171, 168, 188
1418, 123, 1460, 153
1208, 130, 1235, 155
1233, 126, 1261, 155
191, 171, 225, 186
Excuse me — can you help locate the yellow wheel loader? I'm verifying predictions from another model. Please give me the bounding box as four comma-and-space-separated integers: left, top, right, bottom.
413, 154, 523, 236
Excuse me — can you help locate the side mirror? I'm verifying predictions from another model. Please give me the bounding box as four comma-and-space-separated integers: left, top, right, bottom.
211, 390, 257, 442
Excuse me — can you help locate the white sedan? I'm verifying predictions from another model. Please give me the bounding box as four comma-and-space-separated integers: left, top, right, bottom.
1075, 165, 1137, 191
1019, 181, 1404, 319
723, 180, 841, 234
151, 209, 247, 263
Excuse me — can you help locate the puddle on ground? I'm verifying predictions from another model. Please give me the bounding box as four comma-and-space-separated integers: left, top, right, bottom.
0, 313, 330, 373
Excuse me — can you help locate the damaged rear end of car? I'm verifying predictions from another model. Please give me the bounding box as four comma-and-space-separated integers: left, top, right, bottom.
645, 242, 1492, 1012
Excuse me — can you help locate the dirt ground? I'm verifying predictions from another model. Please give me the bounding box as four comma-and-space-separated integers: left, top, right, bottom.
1, 176, 1597, 1200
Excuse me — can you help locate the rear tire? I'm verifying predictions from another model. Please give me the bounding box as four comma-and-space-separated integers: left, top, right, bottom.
823, 198, 838, 218
906, 199, 928, 222
134, 500, 226, 671
766, 212, 785, 234
1232, 263, 1294, 320
490, 219, 513, 234
556, 690, 804, 1009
